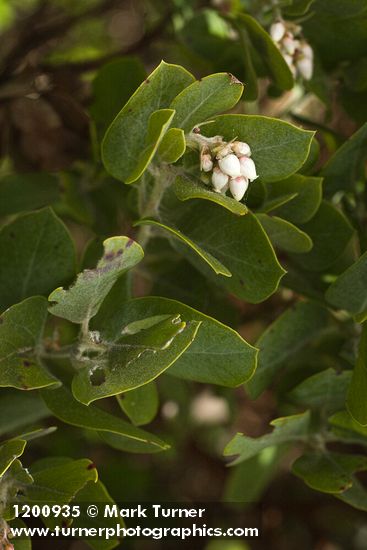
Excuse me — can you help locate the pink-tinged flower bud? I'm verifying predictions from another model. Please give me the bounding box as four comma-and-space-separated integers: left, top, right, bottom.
232, 141, 251, 157
283, 35, 298, 55
212, 167, 229, 192
270, 21, 286, 43
201, 154, 213, 172
230, 176, 249, 201
218, 154, 241, 177
239, 156, 258, 182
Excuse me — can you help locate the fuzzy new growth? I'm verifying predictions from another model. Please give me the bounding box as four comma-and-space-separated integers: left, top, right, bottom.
270, 19, 314, 81
189, 130, 258, 202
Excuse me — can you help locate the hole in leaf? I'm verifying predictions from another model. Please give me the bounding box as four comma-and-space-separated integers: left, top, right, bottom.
89, 366, 106, 386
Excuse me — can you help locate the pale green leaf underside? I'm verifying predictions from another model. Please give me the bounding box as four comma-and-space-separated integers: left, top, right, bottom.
118, 382, 159, 427
49, 236, 143, 324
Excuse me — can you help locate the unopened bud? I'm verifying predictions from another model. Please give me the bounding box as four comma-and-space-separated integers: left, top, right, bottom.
201, 153, 213, 172
239, 156, 258, 182
212, 167, 229, 192
300, 42, 313, 60
296, 56, 313, 80
232, 141, 251, 157
283, 54, 296, 76
218, 154, 241, 177
230, 176, 249, 201
283, 35, 299, 55
270, 21, 286, 43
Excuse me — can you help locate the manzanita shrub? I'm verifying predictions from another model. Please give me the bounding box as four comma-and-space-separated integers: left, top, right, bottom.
0, 0, 367, 548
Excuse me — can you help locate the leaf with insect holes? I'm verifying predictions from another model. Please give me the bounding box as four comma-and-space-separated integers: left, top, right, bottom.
92, 297, 258, 388
0, 297, 58, 391
71, 314, 201, 405
49, 237, 143, 325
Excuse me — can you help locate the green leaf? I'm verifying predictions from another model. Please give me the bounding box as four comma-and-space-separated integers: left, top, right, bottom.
326, 251, 367, 322
321, 122, 367, 195
329, 410, 367, 439
235, 22, 259, 101
156, 192, 285, 303
49, 236, 143, 324
135, 218, 232, 277
170, 72, 243, 132
158, 128, 186, 163
0, 439, 26, 477
0, 208, 76, 312
118, 382, 159, 427
234, 14, 294, 90
224, 446, 286, 503
102, 61, 195, 182
0, 390, 50, 437
72, 480, 124, 550
0, 297, 58, 391
257, 214, 313, 253
173, 175, 248, 216
347, 324, 367, 426
264, 174, 323, 224
247, 301, 331, 398
26, 459, 98, 503
1, 460, 33, 520
72, 314, 201, 404
125, 108, 176, 183
337, 479, 367, 512
0, 173, 60, 217
42, 385, 168, 453
291, 201, 354, 272
292, 452, 367, 494
224, 411, 310, 466
90, 57, 146, 137
94, 297, 258, 387
204, 115, 314, 182
289, 368, 352, 414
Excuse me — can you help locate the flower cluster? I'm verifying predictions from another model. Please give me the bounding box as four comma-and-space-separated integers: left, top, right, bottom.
270, 20, 313, 80
199, 138, 258, 202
